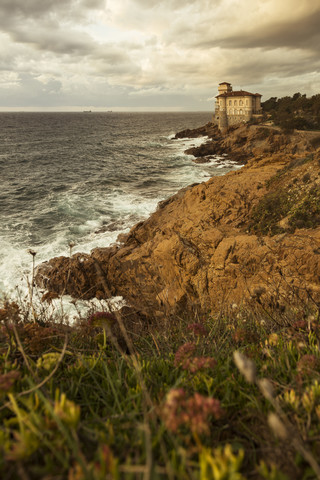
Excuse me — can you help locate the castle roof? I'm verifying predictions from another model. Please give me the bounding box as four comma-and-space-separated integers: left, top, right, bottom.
216, 90, 262, 98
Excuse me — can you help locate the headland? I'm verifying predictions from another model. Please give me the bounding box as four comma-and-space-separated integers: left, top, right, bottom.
35, 123, 320, 321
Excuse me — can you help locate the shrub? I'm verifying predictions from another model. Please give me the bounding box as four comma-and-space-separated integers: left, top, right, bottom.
288, 185, 320, 230
249, 190, 292, 235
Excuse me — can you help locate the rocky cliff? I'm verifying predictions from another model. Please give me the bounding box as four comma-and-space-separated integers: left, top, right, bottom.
35, 124, 320, 320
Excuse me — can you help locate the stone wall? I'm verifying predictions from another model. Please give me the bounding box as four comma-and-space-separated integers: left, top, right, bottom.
227, 115, 251, 126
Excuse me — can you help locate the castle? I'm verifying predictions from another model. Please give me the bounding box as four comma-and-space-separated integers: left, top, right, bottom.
214, 82, 262, 131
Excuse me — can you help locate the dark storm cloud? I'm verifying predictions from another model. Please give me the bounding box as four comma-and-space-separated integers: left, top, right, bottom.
0, 0, 105, 20
164, 0, 320, 56
207, 9, 320, 52
9, 27, 94, 55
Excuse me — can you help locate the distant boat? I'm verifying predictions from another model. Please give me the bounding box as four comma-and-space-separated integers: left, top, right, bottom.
83, 110, 92, 113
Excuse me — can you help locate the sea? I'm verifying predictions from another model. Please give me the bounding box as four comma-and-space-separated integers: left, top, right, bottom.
0, 112, 242, 316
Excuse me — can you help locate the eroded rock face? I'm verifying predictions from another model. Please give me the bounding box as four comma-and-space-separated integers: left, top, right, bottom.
35, 124, 320, 319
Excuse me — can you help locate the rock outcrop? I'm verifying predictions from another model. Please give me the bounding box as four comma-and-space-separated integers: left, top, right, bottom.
35, 124, 320, 319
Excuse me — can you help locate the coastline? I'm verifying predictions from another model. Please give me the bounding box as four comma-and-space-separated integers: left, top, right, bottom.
35, 123, 320, 320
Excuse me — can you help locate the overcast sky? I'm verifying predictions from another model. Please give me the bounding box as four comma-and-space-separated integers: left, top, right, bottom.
0, 0, 319, 111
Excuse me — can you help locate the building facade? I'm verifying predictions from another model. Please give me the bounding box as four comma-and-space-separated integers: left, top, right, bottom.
214, 82, 262, 131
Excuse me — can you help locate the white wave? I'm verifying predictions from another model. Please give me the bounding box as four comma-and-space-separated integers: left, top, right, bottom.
167, 135, 209, 154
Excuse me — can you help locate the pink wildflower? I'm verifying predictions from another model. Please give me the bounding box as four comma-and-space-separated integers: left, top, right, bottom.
174, 343, 216, 372
183, 357, 217, 373
174, 343, 196, 367
187, 323, 208, 336
297, 354, 319, 375
162, 389, 222, 435
0, 370, 20, 392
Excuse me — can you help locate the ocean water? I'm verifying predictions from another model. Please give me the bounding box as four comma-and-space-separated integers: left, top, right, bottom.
0, 112, 241, 312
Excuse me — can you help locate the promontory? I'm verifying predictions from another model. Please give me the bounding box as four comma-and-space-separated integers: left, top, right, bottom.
35, 123, 320, 321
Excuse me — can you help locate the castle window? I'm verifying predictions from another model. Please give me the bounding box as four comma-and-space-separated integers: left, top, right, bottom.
234, 100, 237, 106
234, 109, 238, 114
246, 100, 248, 106
240, 100, 243, 106
240, 109, 243, 115
229, 100, 232, 106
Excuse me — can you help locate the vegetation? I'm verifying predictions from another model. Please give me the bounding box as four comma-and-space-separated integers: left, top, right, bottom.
2, 142, 320, 478
249, 189, 293, 235
249, 154, 320, 235
1, 285, 320, 479
262, 93, 320, 131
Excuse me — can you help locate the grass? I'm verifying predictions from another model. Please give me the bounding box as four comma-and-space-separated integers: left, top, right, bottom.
1, 292, 320, 479
249, 154, 320, 235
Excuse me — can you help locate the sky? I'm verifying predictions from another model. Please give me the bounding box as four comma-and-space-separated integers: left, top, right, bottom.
0, 0, 319, 111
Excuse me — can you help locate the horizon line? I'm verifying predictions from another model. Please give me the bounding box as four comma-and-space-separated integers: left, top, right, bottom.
0, 107, 213, 113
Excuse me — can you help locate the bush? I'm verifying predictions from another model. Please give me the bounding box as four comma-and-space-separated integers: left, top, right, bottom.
289, 185, 320, 230
249, 190, 292, 235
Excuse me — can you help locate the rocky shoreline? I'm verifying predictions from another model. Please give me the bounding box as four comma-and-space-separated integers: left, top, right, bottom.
35, 123, 320, 320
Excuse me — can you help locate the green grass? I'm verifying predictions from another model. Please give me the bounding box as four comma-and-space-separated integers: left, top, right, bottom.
249, 154, 320, 235
1, 297, 320, 479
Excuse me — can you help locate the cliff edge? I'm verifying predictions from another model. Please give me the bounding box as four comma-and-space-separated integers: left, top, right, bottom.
35, 124, 320, 319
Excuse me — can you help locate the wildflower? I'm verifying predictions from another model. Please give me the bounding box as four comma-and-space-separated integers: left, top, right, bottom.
162, 388, 186, 433
283, 389, 300, 410
37, 352, 61, 371
302, 381, 320, 413
162, 388, 222, 435
54, 392, 80, 428
233, 351, 257, 383
174, 342, 196, 367
187, 323, 208, 336
0, 370, 20, 393
200, 444, 245, 480
266, 333, 279, 346
6, 430, 40, 461
297, 354, 319, 375
302, 391, 314, 413
268, 413, 288, 440
174, 342, 216, 372
183, 356, 217, 373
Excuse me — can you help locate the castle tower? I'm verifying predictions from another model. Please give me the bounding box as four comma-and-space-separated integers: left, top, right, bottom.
218, 96, 228, 131
218, 82, 232, 95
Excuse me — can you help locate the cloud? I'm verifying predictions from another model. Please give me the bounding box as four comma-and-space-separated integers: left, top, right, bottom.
193, 2, 320, 53
0, 0, 319, 109
0, 0, 105, 22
